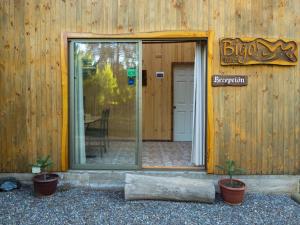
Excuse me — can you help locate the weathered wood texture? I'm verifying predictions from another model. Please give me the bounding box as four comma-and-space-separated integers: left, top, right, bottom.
125, 174, 215, 203
0, 0, 299, 174
142, 42, 195, 140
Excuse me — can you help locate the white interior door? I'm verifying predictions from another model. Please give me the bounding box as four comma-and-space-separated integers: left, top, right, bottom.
173, 65, 194, 141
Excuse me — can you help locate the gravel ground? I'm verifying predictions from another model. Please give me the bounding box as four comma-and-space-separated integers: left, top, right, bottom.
0, 185, 299, 225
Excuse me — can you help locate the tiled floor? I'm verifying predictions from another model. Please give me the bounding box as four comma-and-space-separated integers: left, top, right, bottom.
85, 140, 136, 165
85, 140, 193, 167
142, 141, 193, 167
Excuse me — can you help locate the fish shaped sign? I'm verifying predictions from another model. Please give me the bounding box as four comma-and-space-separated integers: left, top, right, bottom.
220, 38, 298, 65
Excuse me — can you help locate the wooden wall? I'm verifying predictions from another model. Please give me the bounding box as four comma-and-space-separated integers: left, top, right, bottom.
142, 42, 195, 140
0, 0, 299, 174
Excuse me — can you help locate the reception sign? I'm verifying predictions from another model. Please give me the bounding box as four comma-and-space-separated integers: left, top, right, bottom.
220, 38, 298, 65
212, 75, 248, 87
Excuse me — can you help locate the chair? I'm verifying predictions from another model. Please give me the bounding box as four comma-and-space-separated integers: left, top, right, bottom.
103, 109, 110, 150
85, 109, 110, 157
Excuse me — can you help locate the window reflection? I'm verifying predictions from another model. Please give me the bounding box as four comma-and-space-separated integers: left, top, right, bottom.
73, 42, 138, 167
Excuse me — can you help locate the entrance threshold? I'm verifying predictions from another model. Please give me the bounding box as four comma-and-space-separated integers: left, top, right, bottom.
142, 166, 205, 171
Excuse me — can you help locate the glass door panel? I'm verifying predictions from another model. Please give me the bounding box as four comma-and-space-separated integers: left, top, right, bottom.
70, 41, 141, 169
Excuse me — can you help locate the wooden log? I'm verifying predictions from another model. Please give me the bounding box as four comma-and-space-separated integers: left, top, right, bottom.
291, 193, 300, 204
124, 174, 215, 203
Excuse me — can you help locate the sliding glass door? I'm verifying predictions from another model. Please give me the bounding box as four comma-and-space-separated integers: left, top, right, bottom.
69, 40, 142, 169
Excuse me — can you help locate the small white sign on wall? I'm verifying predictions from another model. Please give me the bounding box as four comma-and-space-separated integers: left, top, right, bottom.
156, 72, 164, 79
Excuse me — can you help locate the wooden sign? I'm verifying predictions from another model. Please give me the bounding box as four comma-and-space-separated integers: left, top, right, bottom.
220, 38, 298, 65
212, 75, 248, 87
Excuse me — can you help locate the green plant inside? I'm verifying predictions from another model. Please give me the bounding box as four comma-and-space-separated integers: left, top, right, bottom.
216, 159, 246, 188
31, 155, 53, 180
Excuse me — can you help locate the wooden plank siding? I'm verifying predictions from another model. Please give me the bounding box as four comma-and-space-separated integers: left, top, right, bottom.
0, 0, 299, 174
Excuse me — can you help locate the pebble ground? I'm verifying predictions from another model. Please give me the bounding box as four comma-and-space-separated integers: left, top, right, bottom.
0, 185, 299, 225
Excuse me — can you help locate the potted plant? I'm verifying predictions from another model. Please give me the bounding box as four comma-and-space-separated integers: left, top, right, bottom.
216, 159, 246, 205
31, 155, 59, 196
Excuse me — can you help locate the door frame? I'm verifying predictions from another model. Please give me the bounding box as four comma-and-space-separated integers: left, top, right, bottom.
61, 31, 215, 173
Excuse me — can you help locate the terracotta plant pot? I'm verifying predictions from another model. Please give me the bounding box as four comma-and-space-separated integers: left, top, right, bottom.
33, 173, 59, 196
218, 178, 246, 205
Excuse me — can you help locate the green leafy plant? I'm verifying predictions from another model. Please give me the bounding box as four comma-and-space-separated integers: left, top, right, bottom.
216, 160, 246, 187
31, 155, 53, 172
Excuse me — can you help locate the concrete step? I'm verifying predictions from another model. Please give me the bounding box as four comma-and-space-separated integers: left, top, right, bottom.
0, 171, 299, 194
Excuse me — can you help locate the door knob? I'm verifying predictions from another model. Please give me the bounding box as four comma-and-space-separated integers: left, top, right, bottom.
173, 106, 176, 109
